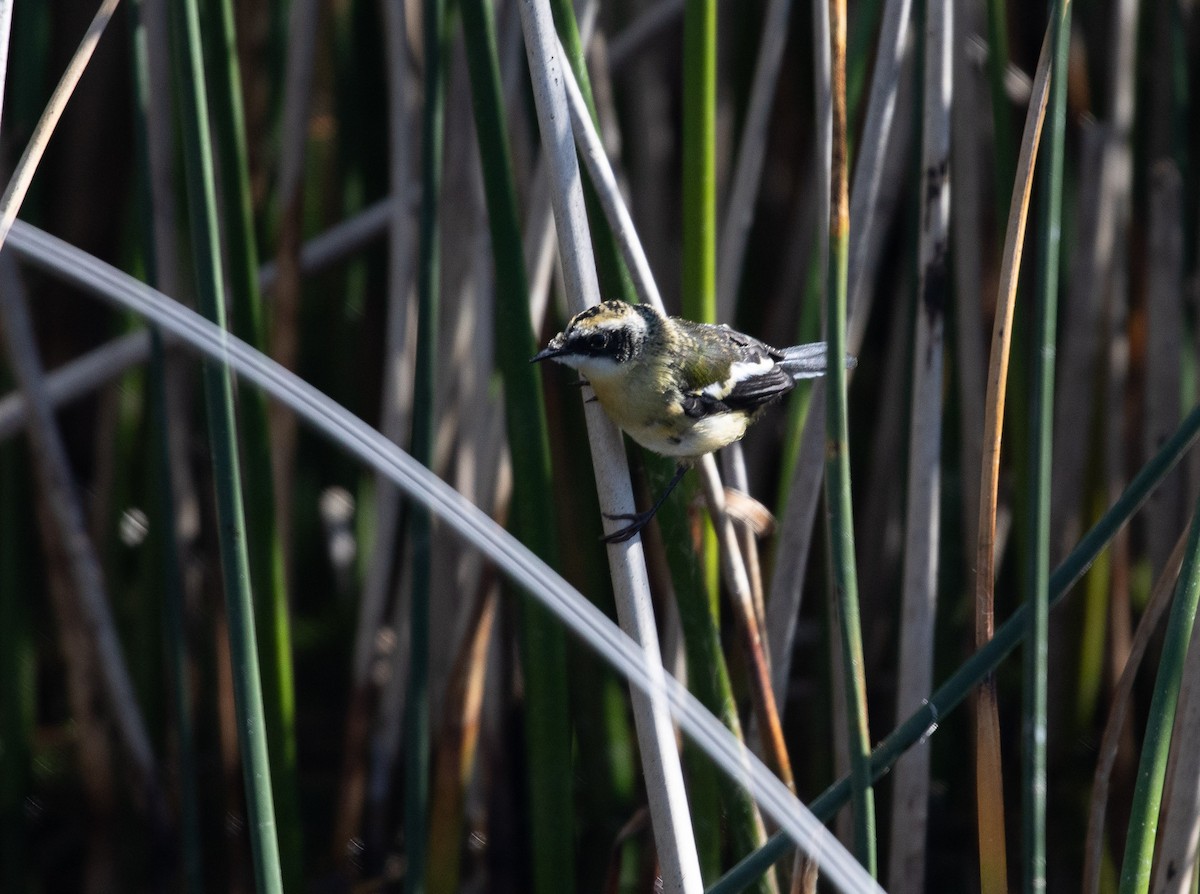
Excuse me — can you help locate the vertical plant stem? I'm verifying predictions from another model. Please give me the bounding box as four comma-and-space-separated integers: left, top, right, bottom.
0, 0, 122, 253
0, 0, 12, 131
269, 0, 319, 552
403, 0, 446, 889
203, 0, 303, 885
826, 0, 875, 875
680, 0, 785, 876
679, 2, 725, 830
1119, 499, 1200, 893
765, 0, 913, 702
715, 0, 794, 322
710, 400, 1200, 893
333, 0, 413, 865
547, 0, 636, 303
888, 0, 950, 886
170, 0, 283, 889
973, 20, 1055, 894
426, 584, 497, 894
517, 0, 703, 886
557, 56, 773, 885
1023, 1, 1069, 889
150, 327, 205, 894
1143, 162, 1185, 575
130, 0, 202, 886
1148, 553, 1200, 894
1081, 529, 1186, 894
682, 0, 716, 323
459, 0, 574, 889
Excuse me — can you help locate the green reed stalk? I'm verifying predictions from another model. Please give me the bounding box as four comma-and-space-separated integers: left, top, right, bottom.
201, 0, 303, 885
826, 0, 876, 875
403, 0, 446, 890
130, 2, 202, 886
679, 0, 731, 878
1119, 498, 1200, 892
682, 0, 716, 324
170, 0, 283, 890
547, 0, 636, 302
707, 399, 1200, 893
458, 1, 574, 890
1023, 1, 1069, 889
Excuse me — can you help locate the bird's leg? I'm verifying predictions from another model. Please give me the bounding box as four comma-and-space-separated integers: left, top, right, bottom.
601, 463, 689, 544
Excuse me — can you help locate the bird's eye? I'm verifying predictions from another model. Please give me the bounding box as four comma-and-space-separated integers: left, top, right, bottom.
588, 332, 609, 350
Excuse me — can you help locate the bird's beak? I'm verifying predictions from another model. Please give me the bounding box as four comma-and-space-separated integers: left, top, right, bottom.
530, 334, 566, 363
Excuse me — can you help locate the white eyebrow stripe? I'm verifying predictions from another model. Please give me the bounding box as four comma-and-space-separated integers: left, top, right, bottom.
591, 313, 646, 335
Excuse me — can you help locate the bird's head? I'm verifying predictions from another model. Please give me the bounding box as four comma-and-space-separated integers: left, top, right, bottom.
531, 301, 662, 382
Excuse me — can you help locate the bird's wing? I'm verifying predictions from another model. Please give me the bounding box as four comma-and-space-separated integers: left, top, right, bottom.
708, 363, 795, 413
677, 331, 795, 418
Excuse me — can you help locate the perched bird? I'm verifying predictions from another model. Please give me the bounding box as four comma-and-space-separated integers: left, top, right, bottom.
532, 300, 850, 542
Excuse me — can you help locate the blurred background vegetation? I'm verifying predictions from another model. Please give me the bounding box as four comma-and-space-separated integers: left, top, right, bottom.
1, 0, 1199, 891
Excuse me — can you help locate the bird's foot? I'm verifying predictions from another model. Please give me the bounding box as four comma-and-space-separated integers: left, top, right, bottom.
600, 509, 658, 543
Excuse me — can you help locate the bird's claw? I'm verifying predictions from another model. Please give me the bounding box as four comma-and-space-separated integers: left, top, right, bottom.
600, 510, 656, 543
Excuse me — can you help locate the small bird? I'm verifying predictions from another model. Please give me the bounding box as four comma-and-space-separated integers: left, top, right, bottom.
532, 300, 850, 543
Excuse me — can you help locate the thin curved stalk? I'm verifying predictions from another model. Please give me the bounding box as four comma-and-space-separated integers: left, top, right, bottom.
0, 0, 121, 253
1151, 557, 1200, 894
698, 453, 794, 802
1022, 1, 1070, 887
707, 398, 1200, 892
1120, 500, 1200, 893
973, 20, 1056, 894
169, 0, 283, 886
7, 217, 884, 894
1082, 529, 1187, 894
0, 0, 12, 132
0, 197, 401, 444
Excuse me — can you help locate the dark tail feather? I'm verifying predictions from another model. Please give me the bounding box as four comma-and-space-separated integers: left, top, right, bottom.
779, 342, 857, 380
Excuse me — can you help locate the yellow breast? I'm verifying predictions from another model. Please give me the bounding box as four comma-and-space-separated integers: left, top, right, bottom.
587, 377, 750, 458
